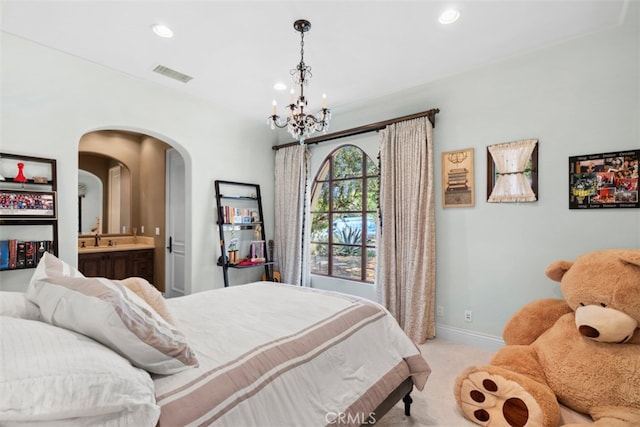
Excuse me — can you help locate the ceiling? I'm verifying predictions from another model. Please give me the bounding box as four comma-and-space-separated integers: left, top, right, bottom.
1, 1, 629, 126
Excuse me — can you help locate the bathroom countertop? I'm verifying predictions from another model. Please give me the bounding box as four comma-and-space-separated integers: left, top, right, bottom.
78, 242, 155, 254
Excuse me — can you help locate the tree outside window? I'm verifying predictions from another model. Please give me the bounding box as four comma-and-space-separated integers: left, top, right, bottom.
309, 145, 379, 282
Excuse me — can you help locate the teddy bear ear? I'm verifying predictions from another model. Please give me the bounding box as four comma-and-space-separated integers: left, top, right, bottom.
545, 260, 573, 282
619, 251, 640, 268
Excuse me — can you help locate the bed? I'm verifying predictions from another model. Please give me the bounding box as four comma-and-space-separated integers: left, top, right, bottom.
0, 253, 430, 426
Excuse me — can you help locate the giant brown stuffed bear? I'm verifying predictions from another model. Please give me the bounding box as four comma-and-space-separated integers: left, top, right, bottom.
454, 249, 640, 427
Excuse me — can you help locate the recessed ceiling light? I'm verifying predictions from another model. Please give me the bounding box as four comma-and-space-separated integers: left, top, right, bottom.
273, 82, 287, 91
439, 8, 460, 25
152, 24, 174, 38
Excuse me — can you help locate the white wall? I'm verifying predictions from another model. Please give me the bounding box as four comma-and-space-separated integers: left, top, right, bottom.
1, 33, 276, 293
307, 5, 640, 344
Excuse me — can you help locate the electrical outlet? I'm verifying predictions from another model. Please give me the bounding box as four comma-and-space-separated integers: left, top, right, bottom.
464, 310, 473, 322
155, 227, 160, 236
437, 305, 444, 317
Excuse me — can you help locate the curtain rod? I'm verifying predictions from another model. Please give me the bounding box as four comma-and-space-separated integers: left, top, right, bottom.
271, 108, 440, 151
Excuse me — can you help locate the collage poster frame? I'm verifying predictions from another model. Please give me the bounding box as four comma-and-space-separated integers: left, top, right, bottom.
569, 149, 639, 209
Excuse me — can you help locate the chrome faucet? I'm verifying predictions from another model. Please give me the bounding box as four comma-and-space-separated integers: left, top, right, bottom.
94, 233, 101, 247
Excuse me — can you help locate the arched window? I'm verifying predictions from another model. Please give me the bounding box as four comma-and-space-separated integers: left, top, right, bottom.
309, 145, 379, 283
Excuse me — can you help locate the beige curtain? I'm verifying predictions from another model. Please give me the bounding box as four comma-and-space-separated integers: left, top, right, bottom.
274, 145, 311, 286
376, 117, 435, 343
488, 139, 537, 202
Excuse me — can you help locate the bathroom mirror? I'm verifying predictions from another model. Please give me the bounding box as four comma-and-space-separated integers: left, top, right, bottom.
78, 152, 132, 236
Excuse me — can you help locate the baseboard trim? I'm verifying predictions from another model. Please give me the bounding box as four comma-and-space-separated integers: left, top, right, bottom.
435, 324, 505, 352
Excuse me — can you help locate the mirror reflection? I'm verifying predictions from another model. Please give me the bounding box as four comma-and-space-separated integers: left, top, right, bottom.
78, 162, 131, 235
78, 131, 137, 236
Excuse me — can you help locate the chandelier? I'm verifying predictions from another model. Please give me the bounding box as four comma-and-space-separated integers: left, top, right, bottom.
268, 19, 331, 143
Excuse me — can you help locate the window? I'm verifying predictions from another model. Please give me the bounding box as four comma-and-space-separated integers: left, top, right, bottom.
309, 145, 379, 282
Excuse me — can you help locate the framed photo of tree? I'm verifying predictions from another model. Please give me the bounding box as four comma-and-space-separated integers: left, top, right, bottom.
442, 148, 474, 208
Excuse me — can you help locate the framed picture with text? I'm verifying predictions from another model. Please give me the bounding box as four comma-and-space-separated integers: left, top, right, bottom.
569, 149, 639, 209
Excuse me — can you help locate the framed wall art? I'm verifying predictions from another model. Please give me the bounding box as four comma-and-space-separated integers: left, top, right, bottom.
487, 139, 538, 203
0, 190, 56, 218
442, 148, 474, 208
569, 149, 639, 209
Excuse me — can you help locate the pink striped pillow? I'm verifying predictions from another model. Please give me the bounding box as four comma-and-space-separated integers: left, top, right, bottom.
26, 253, 198, 374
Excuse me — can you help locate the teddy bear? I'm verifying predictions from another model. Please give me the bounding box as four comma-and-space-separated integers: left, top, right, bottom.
454, 248, 640, 427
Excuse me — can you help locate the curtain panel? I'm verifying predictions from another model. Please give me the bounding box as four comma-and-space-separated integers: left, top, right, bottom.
376, 117, 436, 343
274, 145, 311, 286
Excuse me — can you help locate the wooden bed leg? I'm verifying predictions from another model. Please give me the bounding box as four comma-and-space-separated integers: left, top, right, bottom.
402, 392, 413, 416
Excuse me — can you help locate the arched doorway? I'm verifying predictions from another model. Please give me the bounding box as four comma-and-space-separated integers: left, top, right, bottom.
78, 129, 188, 294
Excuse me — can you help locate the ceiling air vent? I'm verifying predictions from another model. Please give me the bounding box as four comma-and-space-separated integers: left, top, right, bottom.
152, 65, 193, 83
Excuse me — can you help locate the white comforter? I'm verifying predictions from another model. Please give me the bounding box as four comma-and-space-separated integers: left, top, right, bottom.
154, 282, 430, 427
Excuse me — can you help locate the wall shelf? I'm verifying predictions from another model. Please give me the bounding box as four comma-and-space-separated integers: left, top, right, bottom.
0, 152, 58, 271
214, 180, 272, 287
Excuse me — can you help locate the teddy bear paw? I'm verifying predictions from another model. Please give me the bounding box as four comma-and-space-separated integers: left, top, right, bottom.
457, 369, 546, 427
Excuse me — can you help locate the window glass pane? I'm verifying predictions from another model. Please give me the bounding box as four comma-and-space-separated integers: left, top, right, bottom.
310, 213, 329, 243
310, 243, 328, 275
366, 177, 379, 211
332, 246, 361, 280
316, 160, 330, 182
365, 213, 377, 244
332, 179, 362, 211
311, 181, 330, 212
365, 247, 376, 282
333, 146, 363, 179
366, 156, 379, 176
333, 216, 363, 245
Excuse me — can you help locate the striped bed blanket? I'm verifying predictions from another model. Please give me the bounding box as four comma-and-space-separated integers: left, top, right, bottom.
154, 282, 430, 427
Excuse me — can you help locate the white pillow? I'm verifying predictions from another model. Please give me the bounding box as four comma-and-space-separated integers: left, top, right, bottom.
0, 291, 42, 320
26, 252, 198, 374
0, 316, 160, 426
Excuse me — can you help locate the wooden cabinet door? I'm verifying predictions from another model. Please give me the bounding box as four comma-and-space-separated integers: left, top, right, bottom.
107, 252, 132, 280
78, 252, 107, 277
131, 249, 154, 284
78, 249, 153, 282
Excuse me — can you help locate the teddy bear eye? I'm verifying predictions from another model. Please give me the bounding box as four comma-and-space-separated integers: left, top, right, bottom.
579, 303, 585, 306
600, 302, 607, 307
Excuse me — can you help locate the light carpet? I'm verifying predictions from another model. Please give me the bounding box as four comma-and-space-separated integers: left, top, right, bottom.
375, 339, 592, 427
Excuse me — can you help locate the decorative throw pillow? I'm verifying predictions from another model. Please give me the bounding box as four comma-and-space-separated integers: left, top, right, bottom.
26, 252, 198, 374
0, 291, 42, 320
121, 276, 174, 324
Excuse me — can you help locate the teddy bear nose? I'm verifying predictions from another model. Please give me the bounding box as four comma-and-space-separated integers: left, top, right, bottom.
575, 304, 637, 343
578, 325, 600, 338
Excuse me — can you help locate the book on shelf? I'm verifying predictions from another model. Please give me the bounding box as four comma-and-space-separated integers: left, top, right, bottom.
16, 242, 26, 268
8, 239, 17, 269
0, 239, 53, 271
220, 206, 253, 225
25, 241, 36, 268
0, 240, 8, 270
